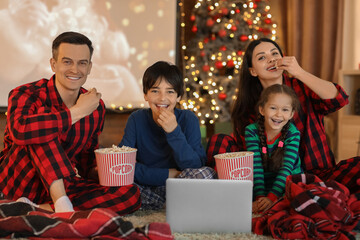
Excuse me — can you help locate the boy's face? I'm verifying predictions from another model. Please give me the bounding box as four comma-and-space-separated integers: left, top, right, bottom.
144, 77, 181, 121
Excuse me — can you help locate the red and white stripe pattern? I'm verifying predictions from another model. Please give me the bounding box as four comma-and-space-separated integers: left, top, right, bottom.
215, 151, 254, 181
95, 150, 137, 186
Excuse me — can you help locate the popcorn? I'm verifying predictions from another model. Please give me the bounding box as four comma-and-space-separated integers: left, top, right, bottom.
215, 152, 252, 159
96, 145, 136, 153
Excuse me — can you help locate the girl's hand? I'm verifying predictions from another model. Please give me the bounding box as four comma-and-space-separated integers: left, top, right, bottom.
252, 201, 260, 213
255, 197, 273, 213
157, 108, 178, 133
276, 56, 305, 79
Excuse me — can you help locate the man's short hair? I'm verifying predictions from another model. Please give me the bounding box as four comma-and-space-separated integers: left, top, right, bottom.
52, 31, 94, 60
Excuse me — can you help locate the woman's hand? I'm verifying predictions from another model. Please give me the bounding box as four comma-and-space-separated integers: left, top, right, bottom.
277, 56, 338, 99
276, 56, 305, 79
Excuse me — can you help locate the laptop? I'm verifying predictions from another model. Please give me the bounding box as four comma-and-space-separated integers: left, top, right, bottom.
166, 178, 253, 233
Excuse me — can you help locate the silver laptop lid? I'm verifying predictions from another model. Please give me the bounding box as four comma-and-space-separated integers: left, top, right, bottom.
166, 178, 253, 233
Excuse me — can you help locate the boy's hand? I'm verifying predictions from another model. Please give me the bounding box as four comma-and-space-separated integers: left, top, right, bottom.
168, 168, 181, 178
157, 108, 178, 133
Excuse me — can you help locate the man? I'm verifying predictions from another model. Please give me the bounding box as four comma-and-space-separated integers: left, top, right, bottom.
0, 31, 140, 215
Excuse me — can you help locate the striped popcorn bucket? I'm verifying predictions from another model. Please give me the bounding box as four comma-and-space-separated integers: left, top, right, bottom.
95, 149, 137, 186
214, 152, 254, 181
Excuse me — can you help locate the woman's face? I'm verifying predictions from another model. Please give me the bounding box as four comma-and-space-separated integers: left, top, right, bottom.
249, 42, 283, 85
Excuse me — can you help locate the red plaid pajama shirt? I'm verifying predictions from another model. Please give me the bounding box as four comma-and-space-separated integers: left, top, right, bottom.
0, 76, 140, 215
207, 75, 360, 193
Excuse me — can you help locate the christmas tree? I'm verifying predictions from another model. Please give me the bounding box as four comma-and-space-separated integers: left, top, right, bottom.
180, 0, 277, 125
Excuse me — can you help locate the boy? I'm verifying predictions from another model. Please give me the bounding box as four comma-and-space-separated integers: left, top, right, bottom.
119, 61, 216, 209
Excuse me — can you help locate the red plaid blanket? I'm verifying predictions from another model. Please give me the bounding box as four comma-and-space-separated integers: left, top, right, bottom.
253, 174, 360, 240
0, 200, 173, 240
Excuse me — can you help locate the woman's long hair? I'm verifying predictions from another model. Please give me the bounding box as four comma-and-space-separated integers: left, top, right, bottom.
231, 38, 283, 143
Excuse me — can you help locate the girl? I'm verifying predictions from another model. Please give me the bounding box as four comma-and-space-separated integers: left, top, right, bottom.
245, 84, 302, 213
207, 38, 360, 194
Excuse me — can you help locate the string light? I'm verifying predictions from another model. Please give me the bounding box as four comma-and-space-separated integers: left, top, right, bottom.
180, 0, 278, 125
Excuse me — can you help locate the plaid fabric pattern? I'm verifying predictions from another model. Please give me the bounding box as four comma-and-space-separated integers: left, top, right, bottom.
0, 76, 140, 215
137, 167, 216, 210
313, 157, 360, 194
253, 174, 360, 239
136, 184, 166, 210
177, 166, 217, 179
64, 177, 140, 216
283, 76, 349, 171
0, 199, 173, 239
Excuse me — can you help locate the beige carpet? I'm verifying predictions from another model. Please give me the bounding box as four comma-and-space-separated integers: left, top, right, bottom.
123, 209, 273, 240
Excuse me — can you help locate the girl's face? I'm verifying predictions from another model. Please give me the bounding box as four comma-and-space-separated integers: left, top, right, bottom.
259, 92, 294, 135
144, 77, 181, 121
249, 42, 283, 85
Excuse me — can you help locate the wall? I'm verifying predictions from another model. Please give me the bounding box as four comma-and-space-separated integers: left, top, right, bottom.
343, 0, 360, 70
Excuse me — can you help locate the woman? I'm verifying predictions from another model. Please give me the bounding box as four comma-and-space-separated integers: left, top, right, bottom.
207, 38, 360, 193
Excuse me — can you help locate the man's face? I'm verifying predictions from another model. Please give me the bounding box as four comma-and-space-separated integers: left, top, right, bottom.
50, 43, 92, 93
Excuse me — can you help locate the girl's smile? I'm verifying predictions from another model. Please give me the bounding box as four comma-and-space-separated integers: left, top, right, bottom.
259, 92, 294, 140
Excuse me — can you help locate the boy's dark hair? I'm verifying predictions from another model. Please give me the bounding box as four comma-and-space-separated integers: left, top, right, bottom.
52, 31, 94, 60
142, 61, 184, 97
256, 84, 299, 172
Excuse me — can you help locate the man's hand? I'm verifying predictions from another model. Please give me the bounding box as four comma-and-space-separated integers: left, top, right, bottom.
70, 88, 101, 124
157, 108, 178, 133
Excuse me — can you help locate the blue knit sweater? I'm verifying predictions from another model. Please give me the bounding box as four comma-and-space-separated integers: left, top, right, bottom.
119, 108, 206, 186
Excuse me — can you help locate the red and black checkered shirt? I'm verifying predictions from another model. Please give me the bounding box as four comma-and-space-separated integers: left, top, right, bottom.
0, 76, 104, 201
0, 76, 141, 215
283, 75, 349, 171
